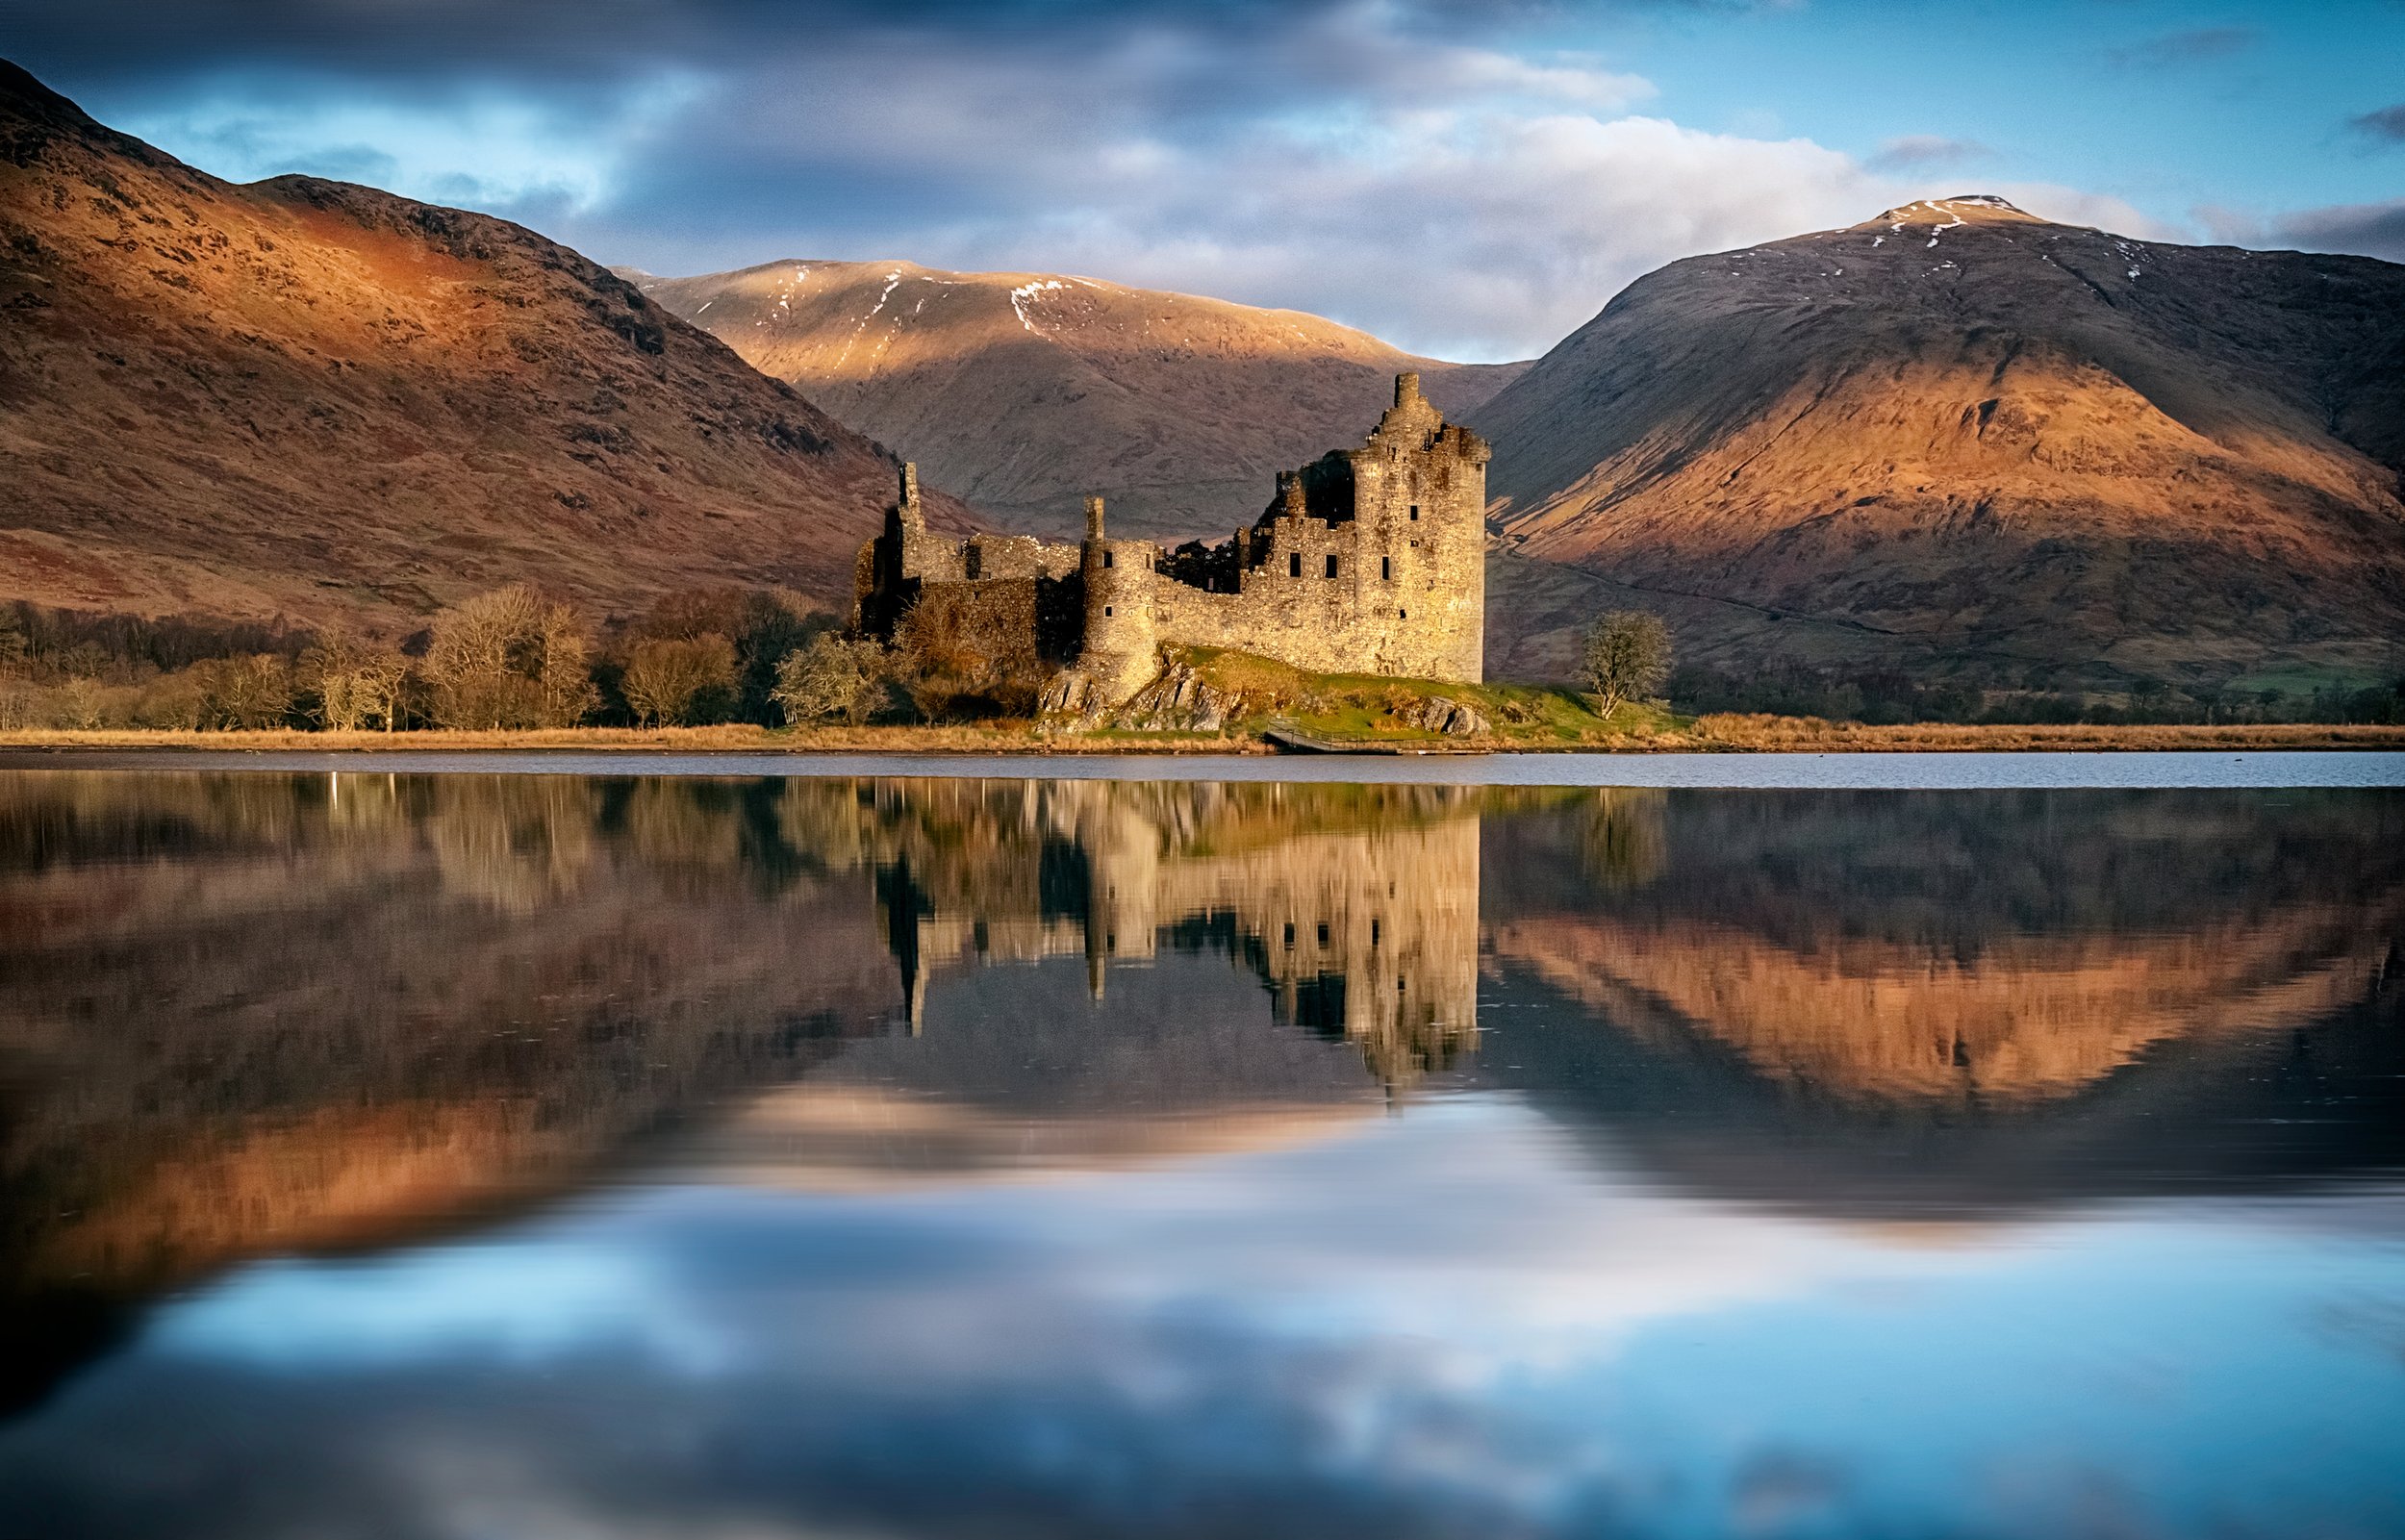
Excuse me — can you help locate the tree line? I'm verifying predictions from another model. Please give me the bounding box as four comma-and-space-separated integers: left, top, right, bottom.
3, 591, 2396, 731
0, 588, 930, 732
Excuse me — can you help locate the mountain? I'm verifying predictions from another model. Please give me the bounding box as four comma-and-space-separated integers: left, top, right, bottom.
631, 259, 1527, 541
1471, 196, 2405, 694
0, 61, 956, 634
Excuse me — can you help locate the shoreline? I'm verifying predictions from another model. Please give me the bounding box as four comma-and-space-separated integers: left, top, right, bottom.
1, 721, 2403, 759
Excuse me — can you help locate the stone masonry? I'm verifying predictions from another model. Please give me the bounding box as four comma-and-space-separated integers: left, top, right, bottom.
852, 373, 1490, 703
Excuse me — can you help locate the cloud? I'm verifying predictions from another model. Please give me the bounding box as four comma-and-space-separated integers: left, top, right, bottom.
1867, 135, 1993, 171
2348, 103, 2405, 144
5, 0, 2172, 359
2272, 199, 2405, 263
2107, 26, 2259, 68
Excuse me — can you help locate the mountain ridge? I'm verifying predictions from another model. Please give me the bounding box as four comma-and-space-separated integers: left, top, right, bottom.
0, 59, 961, 635
633, 257, 1527, 541
1469, 194, 2405, 693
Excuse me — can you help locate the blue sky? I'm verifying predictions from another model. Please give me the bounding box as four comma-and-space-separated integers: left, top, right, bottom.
5, 0, 2399, 358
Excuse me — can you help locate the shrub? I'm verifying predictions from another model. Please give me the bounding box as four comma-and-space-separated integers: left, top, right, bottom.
772, 634, 886, 725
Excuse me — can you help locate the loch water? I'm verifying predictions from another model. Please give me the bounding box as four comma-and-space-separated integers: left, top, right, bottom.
3, 759, 2403, 1539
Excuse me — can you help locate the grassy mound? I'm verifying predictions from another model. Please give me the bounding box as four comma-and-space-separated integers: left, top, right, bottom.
1152, 646, 1685, 746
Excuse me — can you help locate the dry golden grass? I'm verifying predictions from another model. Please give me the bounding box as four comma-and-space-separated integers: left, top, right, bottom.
1687, 714, 2405, 752
1, 719, 2399, 756
0, 724, 1265, 755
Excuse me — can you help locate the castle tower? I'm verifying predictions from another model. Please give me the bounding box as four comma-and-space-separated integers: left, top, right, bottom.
1348, 372, 1487, 682
1078, 495, 1160, 700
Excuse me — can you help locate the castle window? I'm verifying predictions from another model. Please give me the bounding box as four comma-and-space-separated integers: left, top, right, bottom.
1317, 923, 1329, 947
1102, 550, 1114, 568
1289, 552, 1302, 578
1283, 922, 1295, 947
1399, 609, 1407, 619
1381, 556, 1391, 581
1325, 554, 1339, 579
1103, 605, 1113, 617
1409, 505, 1419, 520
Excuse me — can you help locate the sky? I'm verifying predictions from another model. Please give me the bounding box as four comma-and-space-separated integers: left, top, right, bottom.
5, 0, 2401, 360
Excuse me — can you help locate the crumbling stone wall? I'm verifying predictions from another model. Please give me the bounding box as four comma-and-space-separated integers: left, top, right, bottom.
851, 373, 1489, 704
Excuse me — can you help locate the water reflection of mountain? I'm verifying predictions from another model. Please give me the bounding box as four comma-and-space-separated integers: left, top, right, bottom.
1477, 789, 2405, 1215
5, 771, 2403, 1411
0, 772, 903, 1412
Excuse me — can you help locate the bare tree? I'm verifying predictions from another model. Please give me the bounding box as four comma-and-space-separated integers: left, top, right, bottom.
203, 655, 295, 729
422, 585, 593, 729
0, 680, 38, 732
772, 634, 885, 725
535, 603, 600, 728
621, 635, 737, 727
305, 633, 417, 732
1580, 611, 1673, 717
53, 676, 107, 729
354, 651, 414, 731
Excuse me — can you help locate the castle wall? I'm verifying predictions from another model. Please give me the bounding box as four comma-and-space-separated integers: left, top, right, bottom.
1143, 374, 1486, 681
851, 373, 1488, 706
904, 577, 1045, 670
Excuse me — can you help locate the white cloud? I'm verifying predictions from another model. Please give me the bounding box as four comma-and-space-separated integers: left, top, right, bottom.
91, 1, 2190, 361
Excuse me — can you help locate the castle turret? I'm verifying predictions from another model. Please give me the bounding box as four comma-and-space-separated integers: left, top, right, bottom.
1079, 495, 1160, 701
1395, 370, 1421, 408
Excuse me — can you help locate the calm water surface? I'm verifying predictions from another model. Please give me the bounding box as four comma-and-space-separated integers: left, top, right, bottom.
2, 764, 2402, 1539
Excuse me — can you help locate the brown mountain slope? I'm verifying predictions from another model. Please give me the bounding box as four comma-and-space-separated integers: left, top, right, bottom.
633, 259, 1527, 542
1471, 196, 2405, 692
0, 62, 958, 633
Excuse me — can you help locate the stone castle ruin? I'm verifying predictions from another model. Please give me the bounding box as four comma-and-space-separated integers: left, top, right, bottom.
853, 373, 1490, 704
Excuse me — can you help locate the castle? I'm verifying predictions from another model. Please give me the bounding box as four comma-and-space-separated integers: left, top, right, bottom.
860, 780, 1482, 1089
852, 372, 1490, 703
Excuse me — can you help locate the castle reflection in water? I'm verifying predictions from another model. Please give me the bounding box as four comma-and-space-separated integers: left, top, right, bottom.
3, 770, 2403, 1421
863, 780, 1482, 1086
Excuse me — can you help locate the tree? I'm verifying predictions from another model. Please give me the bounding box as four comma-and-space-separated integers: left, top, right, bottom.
772, 634, 885, 725
621, 635, 737, 727
422, 585, 595, 729
1581, 611, 1673, 717
305, 633, 417, 732
201, 654, 295, 729
52, 676, 108, 729
535, 605, 600, 728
